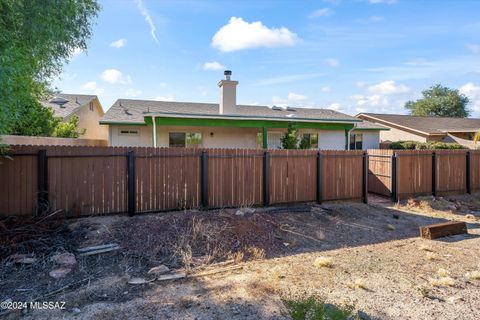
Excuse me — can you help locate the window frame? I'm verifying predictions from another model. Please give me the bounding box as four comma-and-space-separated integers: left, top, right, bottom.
169, 132, 203, 148
349, 133, 363, 150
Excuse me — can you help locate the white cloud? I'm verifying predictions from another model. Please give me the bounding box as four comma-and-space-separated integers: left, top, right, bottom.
101, 69, 132, 85
460, 82, 480, 114
325, 58, 339, 67
202, 61, 225, 71
135, 0, 158, 43
467, 43, 480, 54
272, 92, 308, 107
71, 48, 84, 58
153, 95, 175, 101
110, 39, 127, 48
81, 81, 104, 95
367, 80, 410, 95
320, 86, 332, 93
159, 82, 167, 88
287, 93, 307, 101
256, 73, 324, 86
211, 17, 298, 52
309, 8, 334, 18
350, 94, 390, 108
125, 88, 142, 97
328, 103, 342, 111
369, 0, 396, 4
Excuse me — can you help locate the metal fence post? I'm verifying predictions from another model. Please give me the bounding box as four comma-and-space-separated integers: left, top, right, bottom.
363, 152, 368, 204
391, 152, 398, 202
432, 151, 437, 197
263, 151, 270, 206
466, 151, 471, 194
127, 150, 136, 216
37, 149, 48, 215
316, 151, 322, 204
201, 151, 209, 209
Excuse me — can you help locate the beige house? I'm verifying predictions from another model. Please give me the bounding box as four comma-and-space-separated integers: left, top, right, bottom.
101, 71, 386, 150
44, 94, 108, 140
356, 113, 480, 148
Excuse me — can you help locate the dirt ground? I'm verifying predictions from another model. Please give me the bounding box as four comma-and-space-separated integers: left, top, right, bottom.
1, 193, 480, 319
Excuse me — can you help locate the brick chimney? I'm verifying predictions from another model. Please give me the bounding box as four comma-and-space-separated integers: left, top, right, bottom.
218, 70, 238, 114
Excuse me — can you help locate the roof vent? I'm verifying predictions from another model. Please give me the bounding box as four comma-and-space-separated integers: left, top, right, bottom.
49, 97, 69, 108
286, 107, 297, 112
272, 106, 283, 111
224, 70, 232, 80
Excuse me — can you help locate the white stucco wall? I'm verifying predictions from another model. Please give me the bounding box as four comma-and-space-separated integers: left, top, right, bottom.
108, 124, 349, 150
109, 125, 152, 147
317, 130, 345, 150
353, 130, 380, 150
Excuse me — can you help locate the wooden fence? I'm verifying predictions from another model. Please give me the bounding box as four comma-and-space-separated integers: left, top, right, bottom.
367, 149, 480, 200
0, 146, 367, 218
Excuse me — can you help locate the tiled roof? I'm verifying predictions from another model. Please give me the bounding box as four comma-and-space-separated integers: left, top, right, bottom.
101, 99, 361, 124
43, 94, 98, 119
357, 113, 480, 135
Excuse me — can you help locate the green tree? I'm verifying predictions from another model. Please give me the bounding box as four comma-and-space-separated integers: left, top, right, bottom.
281, 123, 299, 149
53, 115, 86, 138
0, 0, 100, 135
405, 84, 470, 117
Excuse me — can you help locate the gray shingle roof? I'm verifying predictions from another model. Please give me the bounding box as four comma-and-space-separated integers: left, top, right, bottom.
101, 99, 361, 124
43, 94, 98, 119
354, 120, 388, 130
357, 113, 480, 134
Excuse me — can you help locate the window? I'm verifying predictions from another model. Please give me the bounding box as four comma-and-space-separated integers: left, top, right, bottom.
349, 133, 363, 150
119, 129, 139, 135
169, 132, 202, 148
186, 133, 202, 148
89, 102, 94, 111
300, 133, 319, 149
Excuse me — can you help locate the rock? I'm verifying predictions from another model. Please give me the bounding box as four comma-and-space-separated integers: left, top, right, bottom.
447, 296, 463, 304
387, 224, 396, 230
235, 210, 244, 216
392, 214, 400, 219
49, 267, 72, 279
244, 208, 256, 214
358, 310, 372, 320
128, 277, 149, 285
51, 252, 76, 266
10, 253, 36, 264
71, 307, 81, 314
148, 264, 170, 275
465, 214, 475, 219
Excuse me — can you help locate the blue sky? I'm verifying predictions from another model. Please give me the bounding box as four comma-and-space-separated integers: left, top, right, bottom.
54, 0, 480, 117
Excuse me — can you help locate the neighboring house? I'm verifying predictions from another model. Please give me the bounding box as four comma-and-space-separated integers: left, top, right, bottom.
101, 71, 385, 150
43, 93, 108, 140
356, 113, 480, 149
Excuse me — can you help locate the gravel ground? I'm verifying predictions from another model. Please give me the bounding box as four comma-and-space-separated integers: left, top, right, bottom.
4, 193, 480, 320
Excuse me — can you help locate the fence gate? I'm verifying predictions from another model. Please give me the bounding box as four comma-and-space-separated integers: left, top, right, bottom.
367, 149, 393, 197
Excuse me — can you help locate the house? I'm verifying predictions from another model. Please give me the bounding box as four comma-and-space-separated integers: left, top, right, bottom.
356, 113, 480, 148
101, 71, 386, 150
43, 93, 108, 140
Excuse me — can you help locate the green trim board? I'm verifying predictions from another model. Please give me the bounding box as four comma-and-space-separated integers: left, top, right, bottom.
100, 121, 147, 126
262, 127, 268, 149
145, 116, 355, 131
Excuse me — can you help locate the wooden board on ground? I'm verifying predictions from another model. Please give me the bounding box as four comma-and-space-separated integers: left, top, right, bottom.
420, 221, 467, 239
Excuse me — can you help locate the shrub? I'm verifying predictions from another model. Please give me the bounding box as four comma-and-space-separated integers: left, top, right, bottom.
283, 296, 358, 320
388, 140, 465, 150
